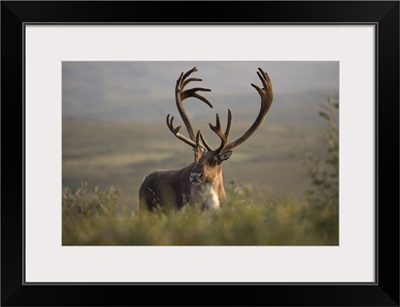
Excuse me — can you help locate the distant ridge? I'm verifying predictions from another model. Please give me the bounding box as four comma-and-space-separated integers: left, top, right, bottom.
63, 89, 338, 123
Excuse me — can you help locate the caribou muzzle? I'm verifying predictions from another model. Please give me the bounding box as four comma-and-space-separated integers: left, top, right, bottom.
190, 172, 203, 185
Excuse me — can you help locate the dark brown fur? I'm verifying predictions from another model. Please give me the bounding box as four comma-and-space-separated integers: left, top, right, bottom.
139, 163, 194, 212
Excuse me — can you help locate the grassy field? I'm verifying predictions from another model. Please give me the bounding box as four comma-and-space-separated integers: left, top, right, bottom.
62, 117, 324, 212
62, 99, 338, 245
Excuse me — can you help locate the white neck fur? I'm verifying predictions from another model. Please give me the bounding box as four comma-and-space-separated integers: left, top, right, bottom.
191, 182, 220, 209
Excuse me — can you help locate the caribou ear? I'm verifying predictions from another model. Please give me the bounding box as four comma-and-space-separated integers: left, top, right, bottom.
219, 150, 232, 162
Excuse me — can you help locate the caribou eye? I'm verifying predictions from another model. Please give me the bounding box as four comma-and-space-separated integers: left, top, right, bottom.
209, 157, 218, 166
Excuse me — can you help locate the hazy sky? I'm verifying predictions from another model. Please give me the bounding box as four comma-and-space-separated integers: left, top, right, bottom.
62, 61, 339, 120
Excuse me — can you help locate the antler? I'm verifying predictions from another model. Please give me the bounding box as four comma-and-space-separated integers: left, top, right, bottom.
200, 68, 273, 154
199, 109, 232, 154
166, 67, 213, 148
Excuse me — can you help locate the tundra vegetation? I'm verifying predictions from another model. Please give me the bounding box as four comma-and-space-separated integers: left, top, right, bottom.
62, 98, 338, 245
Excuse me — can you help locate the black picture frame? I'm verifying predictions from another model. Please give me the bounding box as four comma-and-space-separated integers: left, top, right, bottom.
1, 1, 399, 306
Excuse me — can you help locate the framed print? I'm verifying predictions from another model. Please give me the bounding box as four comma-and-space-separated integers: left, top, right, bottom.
1, 1, 399, 306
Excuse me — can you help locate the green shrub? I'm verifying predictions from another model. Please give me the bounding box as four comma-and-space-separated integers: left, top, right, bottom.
62, 182, 119, 217
305, 97, 339, 206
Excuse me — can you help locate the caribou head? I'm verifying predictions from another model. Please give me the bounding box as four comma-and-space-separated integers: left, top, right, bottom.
139, 67, 273, 212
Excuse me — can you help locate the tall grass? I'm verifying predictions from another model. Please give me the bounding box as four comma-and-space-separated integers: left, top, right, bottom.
62, 181, 338, 245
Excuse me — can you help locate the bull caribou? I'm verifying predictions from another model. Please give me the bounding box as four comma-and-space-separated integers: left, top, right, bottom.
139, 67, 273, 212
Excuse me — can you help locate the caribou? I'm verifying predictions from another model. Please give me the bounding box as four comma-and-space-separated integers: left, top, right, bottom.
139, 67, 273, 212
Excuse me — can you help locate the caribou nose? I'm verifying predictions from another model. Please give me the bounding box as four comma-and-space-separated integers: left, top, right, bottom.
190, 172, 203, 184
